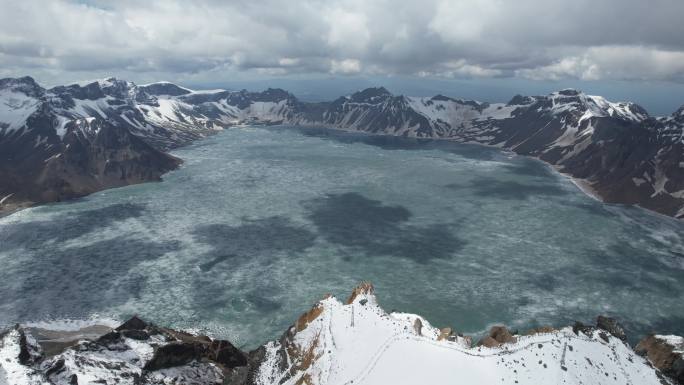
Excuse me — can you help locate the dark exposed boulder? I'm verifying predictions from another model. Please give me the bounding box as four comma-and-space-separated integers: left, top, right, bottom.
45, 358, 66, 377
16, 327, 42, 365
144, 342, 206, 371
121, 329, 150, 340
596, 316, 627, 341
17, 328, 32, 365
572, 321, 595, 337
143, 337, 248, 372
477, 325, 517, 347
208, 340, 248, 369
115, 315, 148, 331
97, 331, 122, 344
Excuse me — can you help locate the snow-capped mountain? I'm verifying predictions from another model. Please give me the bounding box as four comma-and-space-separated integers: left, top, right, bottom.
0, 77, 183, 215
2, 76, 684, 219
0, 77, 297, 215
301, 87, 684, 219
2, 283, 682, 385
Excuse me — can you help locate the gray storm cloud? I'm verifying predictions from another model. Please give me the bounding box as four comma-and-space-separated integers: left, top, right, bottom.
1, 0, 683, 83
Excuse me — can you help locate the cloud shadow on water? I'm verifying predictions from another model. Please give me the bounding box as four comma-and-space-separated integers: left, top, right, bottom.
302, 192, 466, 263
0, 203, 148, 250
2, 236, 181, 322
189, 216, 317, 313
0, 202, 188, 323
191, 216, 317, 270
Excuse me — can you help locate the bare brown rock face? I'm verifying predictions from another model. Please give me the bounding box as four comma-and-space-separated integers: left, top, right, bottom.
525, 326, 557, 335
477, 326, 518, 348
295, 303, 325, 333
635, 335, 684, 384
413, 318, 423, 336
437, 327, 455, 341
346, 281, 375, 304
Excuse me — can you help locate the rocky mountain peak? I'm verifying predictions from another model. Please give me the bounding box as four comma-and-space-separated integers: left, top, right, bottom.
0, 76, 45, 97
557, 88, 582, 96
507, 94, 536, 106
349, 87, 392, 103
258, 88, 294, 102
139, 81, 192, 97
674, 105, 684, 120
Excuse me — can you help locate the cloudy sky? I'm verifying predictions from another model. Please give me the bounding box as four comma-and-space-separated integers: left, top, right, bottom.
2, 0, 684, 113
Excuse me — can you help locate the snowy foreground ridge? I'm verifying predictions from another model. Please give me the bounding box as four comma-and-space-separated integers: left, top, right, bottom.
1, 283, 683, 385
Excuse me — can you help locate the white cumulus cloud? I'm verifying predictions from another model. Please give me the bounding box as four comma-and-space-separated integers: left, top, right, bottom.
0, 0, 683, 84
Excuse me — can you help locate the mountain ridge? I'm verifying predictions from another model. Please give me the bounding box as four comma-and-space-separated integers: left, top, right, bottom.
1, 76, 683, 219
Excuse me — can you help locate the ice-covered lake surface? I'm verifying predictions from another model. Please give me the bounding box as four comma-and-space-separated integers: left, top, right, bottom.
1, 125, 683, 348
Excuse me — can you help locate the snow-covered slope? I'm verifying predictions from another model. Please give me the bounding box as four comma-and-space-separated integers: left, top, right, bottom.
2, 284, 681, 385
0, 77, 186, 216
0, 77, 44, 135
254, 283, 675, 385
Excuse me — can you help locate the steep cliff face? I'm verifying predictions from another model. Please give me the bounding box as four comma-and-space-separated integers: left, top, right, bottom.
0, 105, 181, 216
1, 284, 681, 385
0, 78, 187, 215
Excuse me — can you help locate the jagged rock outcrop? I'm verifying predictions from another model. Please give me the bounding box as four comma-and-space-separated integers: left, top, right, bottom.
0, 316, 249, 385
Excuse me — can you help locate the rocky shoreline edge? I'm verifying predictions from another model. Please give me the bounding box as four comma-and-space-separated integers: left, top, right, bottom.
1, 283, 683, 385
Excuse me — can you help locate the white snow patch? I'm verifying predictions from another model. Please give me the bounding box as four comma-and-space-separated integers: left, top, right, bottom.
656, 335, 684, 354
651, 167, 669, 197
0, 90, 41, 133
0, 193, 14, 205
632, 177, 647, 187
54, 116, 71, 139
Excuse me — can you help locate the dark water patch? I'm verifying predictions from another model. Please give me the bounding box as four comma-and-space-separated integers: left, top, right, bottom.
501, 161, 555, 178
189, 217, 316, 313
0, 203, 147, 249
281, 126, 500, 161
303, 192, 466, 262
199, 254, 237, 272
579, 315, 684, 346
448, 177, 568, 200
234, 174, 267, 189
244, 290, 283, 312
527, 273, 561, 292
1, 236, 180, 322
192, 217, 316, 268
